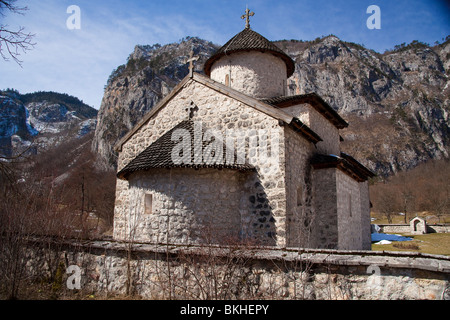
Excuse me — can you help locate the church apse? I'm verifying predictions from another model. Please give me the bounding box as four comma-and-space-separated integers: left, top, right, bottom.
125, 168, 246, 244
115, 116, 282, 246
124, 168, 277, 246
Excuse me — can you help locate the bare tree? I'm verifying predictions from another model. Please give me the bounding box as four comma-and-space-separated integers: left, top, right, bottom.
420, 161, 450, 223
372, 183, 400, 224
371, 159, 450, 224
394, 171, 416, 223
0, 0, 35, 65
0, 131, 117, 298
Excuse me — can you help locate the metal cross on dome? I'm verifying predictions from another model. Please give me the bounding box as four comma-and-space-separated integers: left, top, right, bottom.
241, 6, 254, 29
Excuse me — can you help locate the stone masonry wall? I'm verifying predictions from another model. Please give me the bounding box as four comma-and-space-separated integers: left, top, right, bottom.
124, 168, 249, 244
378, 224, 450, 234
210, 51, 287, 98
24, 238, 450, 300
359, 181, 372, 249
311, 168, 338, 249
336, 170, 364, 250
283, 127, 316, 247
282, 103, 340, 155
114, 78, 289, 246
310, 168, 370, 250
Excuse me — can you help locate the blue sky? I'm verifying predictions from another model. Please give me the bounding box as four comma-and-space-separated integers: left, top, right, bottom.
0, 0, 449, 109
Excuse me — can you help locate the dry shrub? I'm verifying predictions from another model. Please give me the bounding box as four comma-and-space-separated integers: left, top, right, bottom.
392, 242, 420, 250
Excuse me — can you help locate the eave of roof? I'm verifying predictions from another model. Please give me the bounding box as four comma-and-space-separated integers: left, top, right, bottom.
203, 28, 295, 78
289, 118, 322, 144
340, 152, 376, 179
311, 153, 375, 182
261, 93, 349, 129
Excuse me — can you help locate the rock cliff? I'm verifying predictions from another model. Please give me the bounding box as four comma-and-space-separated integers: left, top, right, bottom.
279, 36, 449, 175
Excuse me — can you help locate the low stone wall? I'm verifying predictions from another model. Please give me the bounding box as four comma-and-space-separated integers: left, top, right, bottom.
23, 238, 450, 300
428, 225, 450, 233
378, 224, 450, 234
378, 224, 411, 234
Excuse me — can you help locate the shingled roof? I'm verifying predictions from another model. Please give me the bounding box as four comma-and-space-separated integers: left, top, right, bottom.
261, 93, 349, 129
204, 28, 295, 77
117, 120, 255, 180
311, 152, 375, 182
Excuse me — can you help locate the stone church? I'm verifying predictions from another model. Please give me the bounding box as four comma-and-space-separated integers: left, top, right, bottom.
112, 10, 375, 250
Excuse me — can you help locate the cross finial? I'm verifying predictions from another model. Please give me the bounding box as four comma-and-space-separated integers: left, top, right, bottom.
241, 6, 254, 29
184, 48, 199, 78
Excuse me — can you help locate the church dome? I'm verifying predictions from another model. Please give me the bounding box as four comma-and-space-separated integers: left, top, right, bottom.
204, 28, 295, 77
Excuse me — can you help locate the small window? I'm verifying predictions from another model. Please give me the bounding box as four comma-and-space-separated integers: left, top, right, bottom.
296, 186, 303, 206
348, 193, 352, 217
225, 74, 230, 87
144, 193, 153, 214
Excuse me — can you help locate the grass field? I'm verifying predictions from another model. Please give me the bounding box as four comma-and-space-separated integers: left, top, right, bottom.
371, 232, 450, 256
371, 211, 450, 225
370, 211, 450, 256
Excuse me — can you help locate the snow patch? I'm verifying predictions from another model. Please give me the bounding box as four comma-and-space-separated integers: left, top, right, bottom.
24, 106, 39, 136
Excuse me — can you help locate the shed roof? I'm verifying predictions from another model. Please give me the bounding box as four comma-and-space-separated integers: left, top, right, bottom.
203, 28, 295, 78
261, 93, 349, 129
311, 152, 375, 182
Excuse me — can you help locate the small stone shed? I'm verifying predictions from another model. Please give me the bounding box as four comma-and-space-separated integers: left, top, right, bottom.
410, 217, 427, 234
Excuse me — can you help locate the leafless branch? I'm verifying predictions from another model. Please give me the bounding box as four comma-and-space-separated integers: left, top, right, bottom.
0, 0, 35, 66
0, 26, 35, 65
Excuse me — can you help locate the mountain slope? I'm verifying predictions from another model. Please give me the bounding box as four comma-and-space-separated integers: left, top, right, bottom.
0, 89, 98, 156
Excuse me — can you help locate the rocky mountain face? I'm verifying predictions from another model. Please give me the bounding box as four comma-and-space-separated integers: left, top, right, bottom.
92, 35, 449, 176
278, 36, 450, 176
0, 90, 97, 157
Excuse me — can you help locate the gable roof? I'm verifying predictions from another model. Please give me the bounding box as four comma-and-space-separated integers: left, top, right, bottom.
311, 152, 375, 182
261, 93, 349, 129
117, 120, 255, 180
114, 73, 321, 152
203, 28, 295, 78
